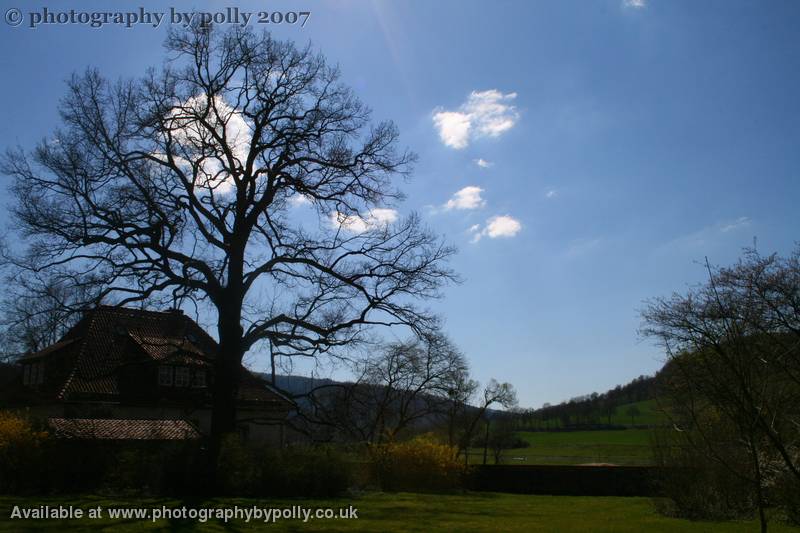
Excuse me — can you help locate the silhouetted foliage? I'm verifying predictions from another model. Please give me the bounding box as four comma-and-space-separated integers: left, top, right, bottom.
642, 246, 800, 531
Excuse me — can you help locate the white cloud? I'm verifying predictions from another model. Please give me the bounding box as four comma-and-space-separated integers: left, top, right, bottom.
485, 215, 522, 238
720, 216, 751, 233
153, 95, 253, 195
470, 215, 522, 242
433, 90, 519, 149
330, 208, 399, 234
475, 158, 493, 168
545, 188, 558, 199
433, 111, 472, 149
623, 0, 645, 8
444, 186, 486, 211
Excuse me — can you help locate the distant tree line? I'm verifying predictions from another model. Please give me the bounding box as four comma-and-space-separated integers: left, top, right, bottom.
510, 374, 656, 430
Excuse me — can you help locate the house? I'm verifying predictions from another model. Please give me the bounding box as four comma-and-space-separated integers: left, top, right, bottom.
2, 306, 293, 443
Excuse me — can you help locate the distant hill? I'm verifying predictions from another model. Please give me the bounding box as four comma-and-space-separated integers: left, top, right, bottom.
254, 373, 344, 397
522, 374, 663, 430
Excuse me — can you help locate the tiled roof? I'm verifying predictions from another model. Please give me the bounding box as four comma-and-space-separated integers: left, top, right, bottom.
48, 418, 200, 440
19, 338, 80, 361
55, 306, 216, 399
127, 331, 210, 366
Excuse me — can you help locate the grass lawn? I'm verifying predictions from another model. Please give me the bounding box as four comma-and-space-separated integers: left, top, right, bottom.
471, 429, 654, 465
0, 492, 796, 532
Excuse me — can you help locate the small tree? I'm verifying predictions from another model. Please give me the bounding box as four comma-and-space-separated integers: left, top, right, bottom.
488, 418, 519, 464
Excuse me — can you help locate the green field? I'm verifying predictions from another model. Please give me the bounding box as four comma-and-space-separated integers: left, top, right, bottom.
471, 429, 654, 465
1, 493, 796, 532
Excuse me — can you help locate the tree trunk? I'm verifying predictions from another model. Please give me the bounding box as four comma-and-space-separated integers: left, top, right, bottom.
749, 439, 769, 533
482, 419, 490, 465
205, 302, 245, 492
269, 341, 277, 385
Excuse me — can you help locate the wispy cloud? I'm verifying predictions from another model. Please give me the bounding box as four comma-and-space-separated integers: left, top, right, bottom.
444, 186, 486, 211
330, 208, 399, 234
289, 194, 312, 207
655, 216, 754, 254
720, 216, 751, 233
433, 90, 519, 149
470, 215, 522, 243
475, 158, 493, 168
565, 237, 602, 258
623, 0, 646, 8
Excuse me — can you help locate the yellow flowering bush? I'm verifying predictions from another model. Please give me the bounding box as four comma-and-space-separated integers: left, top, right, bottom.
371, 434, 465, 492
0, 411, 49, 492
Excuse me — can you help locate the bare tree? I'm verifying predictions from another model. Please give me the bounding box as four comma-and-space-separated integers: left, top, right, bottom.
362, 332, 468, 443
1, 25, 456, 478
446, 378, 517, 463
303, 331, 468, 444
0, 274, 98, 362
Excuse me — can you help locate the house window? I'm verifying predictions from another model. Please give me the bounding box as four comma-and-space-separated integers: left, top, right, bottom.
158, 365, 173, 386
193, 369, 207, 388
174, 366, 190, 387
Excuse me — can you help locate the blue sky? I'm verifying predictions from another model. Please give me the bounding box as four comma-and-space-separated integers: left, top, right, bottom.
1, 0, 799, 408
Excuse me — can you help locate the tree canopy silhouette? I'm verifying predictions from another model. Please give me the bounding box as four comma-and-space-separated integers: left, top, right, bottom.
1, 25, 457, 477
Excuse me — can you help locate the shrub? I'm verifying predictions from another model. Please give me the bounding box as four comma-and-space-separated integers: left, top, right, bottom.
370, 434, 465, 492
260, 446, 353, 497
218, 434, 261, 494
102, 443, 202, 495
768, 461, 800, 526
0, 419, 352, 497
217, 437, 353, 497
0, 411, 49, 493
650, 427, 756, 521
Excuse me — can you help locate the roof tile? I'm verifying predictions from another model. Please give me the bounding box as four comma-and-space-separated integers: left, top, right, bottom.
48, 417, 201, 440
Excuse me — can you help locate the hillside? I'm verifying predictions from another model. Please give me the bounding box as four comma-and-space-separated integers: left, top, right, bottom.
268, 374, 342, 396
520, 375, 664, 430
